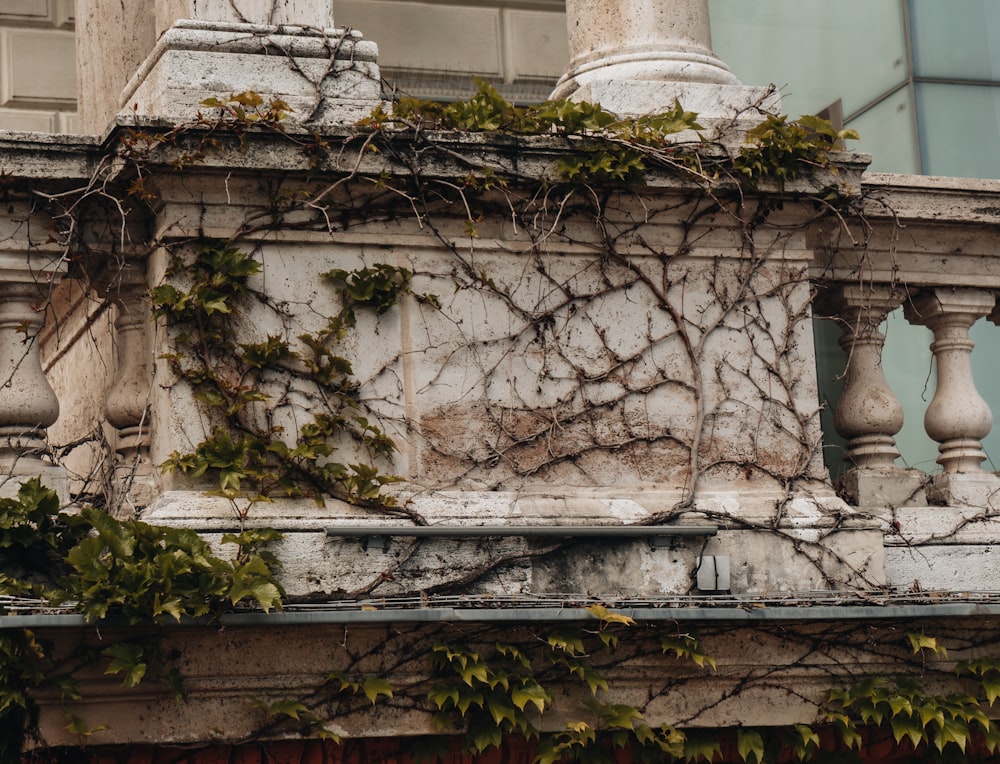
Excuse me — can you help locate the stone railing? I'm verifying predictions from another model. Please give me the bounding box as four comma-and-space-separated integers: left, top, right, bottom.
812, 173, 1000, 512
5, 131, 1000, 602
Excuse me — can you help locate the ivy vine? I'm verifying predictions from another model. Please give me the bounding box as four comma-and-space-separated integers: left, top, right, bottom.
0, 79, 908, 763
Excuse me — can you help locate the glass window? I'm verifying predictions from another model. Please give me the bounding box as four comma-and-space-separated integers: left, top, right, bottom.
909, 0, 1000, 81
915, 82, 1000, 178
846, 88, 920, 174
710, 0, 908, 118
970, 320, 1000, 469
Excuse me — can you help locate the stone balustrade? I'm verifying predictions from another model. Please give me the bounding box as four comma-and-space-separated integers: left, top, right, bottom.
813, 173, 1000, 510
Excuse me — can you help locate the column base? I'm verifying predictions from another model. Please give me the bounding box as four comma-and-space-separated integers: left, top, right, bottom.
927, 472, 1000, 508
836, 467, 929, 509
120, 20, 384, 128
0, 454, 69, 504
560, 79, 780, 126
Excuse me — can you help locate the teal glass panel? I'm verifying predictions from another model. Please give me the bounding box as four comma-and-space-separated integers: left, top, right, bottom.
813, 317, 848, 477
970, 320, 1000, 470
914, 82, 1000, 178
710, 0, 908, 118
880, 311, 938, 471
846, 89, 920, 174
909, 0, 1000, 80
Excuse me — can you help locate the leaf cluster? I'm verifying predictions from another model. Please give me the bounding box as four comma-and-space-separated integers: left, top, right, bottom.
199, 91, 294, 129
0, 478, 88, 598
0, 480, 285, 751
377, 78, 703, 184
63, 508, 284, 624
154, 245, 407, 506
427, 615, 718, 762
734, 113, 860, 191
826, 672, 1000, 758
429, 642, 552, 753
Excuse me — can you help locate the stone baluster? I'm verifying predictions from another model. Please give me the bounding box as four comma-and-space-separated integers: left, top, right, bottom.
103, 262, 157, 513
821, 285, 906, 469
905, 288, 995, 473
0, 256, 67, 493
553, 0, 777, 119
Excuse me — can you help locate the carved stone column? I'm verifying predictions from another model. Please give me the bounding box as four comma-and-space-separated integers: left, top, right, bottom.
103, 262, 157, 514
0, 256, 67, 495
905, 288, 994, 474
553, 0, 778, 119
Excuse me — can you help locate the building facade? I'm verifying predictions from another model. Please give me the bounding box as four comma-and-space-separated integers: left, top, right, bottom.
3, 1, 1000, 762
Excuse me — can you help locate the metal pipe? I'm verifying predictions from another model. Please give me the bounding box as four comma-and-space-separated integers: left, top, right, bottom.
6, 603, 1000, 630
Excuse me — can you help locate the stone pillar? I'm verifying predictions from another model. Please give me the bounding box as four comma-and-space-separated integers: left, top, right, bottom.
103, 262, 157, 515
552, 0, 778, 119
0, 256, 67, 496
155, 0, 335, 32
905, 288, 994, 474
76, 0, 381, 134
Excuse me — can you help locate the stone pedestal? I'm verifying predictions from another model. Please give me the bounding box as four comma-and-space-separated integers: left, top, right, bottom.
122, 21, 382, 128
76, 0, 381, 133
836, 468, 928, 510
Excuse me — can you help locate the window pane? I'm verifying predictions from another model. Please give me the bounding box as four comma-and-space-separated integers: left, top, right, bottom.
915, 82, 1000, 178
710, 0, 908, 117
909, 0, 1000, 80
846, 89, 920, 174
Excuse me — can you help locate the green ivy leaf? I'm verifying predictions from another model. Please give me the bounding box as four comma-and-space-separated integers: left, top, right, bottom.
511, 680, 549, 714
102, 643, 149, 687
63, 711, 107, 737
361, 677, 393, 705
890, 713, 924, 748
736, 729, 765, 764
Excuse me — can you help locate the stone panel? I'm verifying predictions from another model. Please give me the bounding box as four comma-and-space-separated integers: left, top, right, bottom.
0, 27, 76, 105
337, 1, 502, 75
56, 0, 73, 24
0, 1, 51, 21
504, 9, 568, 80
0, 105, 56, 131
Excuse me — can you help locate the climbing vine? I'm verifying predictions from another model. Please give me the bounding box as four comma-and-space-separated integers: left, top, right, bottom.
151, 242, 407, 509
